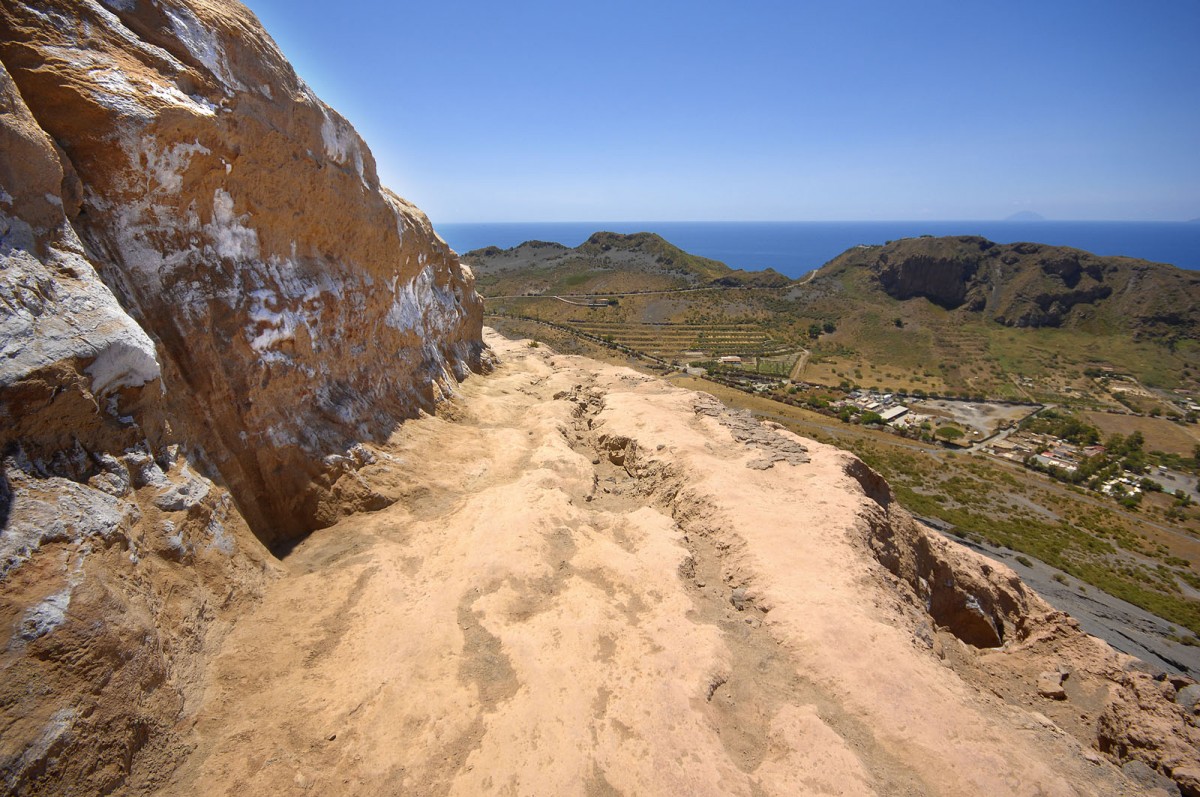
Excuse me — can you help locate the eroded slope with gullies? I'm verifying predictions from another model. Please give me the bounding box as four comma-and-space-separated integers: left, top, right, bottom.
161, 332, 1199, 797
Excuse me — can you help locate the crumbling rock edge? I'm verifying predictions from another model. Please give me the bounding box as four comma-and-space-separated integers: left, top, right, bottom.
579, 387, 1199, 796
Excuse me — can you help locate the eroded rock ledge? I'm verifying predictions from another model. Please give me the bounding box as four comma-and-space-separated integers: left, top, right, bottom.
156, 332, 1198, 797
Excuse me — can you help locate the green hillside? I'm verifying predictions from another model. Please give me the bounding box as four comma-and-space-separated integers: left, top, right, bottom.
470, 233, 1200, 405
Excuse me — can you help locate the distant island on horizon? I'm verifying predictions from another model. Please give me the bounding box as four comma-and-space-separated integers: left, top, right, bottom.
1004, 210, 1046, 221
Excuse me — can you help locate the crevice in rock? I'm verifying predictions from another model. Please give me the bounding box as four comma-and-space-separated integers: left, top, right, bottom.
849, 458, 1033, 649
553, 384, 931, 794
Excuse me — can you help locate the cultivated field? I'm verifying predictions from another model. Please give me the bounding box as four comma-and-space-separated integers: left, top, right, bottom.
567, 322, 775, 358
1082, 411, 1200, 456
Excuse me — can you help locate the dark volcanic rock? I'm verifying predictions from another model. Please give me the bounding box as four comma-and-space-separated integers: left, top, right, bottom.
878, 254, 981, 309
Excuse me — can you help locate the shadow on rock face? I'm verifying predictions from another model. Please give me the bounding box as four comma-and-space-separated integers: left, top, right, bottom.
0, 463, 10, 531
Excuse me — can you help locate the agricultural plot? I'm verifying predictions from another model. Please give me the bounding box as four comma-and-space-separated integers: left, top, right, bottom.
1083, 411, 1200, 456
567, 322, 775, 358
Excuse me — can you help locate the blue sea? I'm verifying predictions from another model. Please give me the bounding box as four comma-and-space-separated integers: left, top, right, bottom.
436, 221, 1200, 279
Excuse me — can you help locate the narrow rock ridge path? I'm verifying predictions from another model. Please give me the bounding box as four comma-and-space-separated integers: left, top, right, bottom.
165, 331, 1140, 796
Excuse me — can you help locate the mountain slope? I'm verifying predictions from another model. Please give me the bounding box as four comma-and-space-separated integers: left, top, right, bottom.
465, 231, 789, 296
816, 235, 1200, 339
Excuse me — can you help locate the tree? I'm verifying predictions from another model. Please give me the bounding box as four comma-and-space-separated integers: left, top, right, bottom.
808, 323, 822, 339
822, 320, 836, 334
860, 411, 884, 425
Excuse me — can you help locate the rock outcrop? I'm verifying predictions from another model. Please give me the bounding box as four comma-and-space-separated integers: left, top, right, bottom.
0, 0, 487, 545
824, 235, 1200, 338
0, 0, 485, 793
875, 238, 990, 310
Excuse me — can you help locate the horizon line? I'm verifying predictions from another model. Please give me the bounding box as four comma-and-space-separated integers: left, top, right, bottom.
436, 218, 1200, 225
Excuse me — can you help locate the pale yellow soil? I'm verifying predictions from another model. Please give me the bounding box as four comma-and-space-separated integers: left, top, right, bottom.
165, 331, 1144, 796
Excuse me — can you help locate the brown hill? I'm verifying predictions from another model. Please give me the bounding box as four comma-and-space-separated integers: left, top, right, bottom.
817, 236, 1200, 341
465, 231, 789, 296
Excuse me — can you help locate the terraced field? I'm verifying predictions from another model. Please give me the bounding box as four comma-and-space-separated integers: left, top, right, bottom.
565, 322, 779, 358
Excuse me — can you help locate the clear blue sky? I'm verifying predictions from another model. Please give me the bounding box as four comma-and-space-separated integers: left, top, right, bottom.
244, 0, 1200, 223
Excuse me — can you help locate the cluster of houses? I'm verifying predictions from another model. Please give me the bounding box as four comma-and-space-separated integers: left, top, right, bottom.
1177, 398, 1200, 415
988, 433, 1146, 496
835, 390, 905, 421
833, 391, 936, 430
989, 433, 1105, 470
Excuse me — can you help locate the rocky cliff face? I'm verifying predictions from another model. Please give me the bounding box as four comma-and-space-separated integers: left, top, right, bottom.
0, 0, 485, 792
875, 238, 989, 310
0, 0, 487, 545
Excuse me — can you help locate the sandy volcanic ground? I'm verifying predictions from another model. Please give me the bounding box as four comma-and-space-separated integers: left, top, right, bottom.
164, 331, 1148, 796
